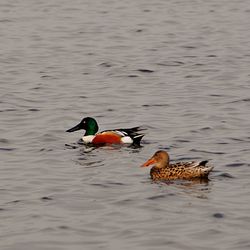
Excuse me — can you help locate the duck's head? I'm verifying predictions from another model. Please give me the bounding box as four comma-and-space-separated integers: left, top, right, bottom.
66, 117, 99, 135
141, 150, 170, 168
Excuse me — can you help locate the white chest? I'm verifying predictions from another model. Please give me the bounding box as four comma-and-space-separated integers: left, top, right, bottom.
81, 135, 95, 143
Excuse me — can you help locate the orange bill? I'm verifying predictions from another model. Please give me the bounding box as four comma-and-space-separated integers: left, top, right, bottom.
141, 157, 156, 167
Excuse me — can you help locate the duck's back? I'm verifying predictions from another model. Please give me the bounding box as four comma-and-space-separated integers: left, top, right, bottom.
150, 161, 213, 181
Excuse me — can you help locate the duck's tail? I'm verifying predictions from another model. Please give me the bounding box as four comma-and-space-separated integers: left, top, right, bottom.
198, 160, 209, 166
119, 126, 146, 136
202, 166, 214, 174
198, 161, 213, 177
131, 134, 145, 147
116, 126, 146, 147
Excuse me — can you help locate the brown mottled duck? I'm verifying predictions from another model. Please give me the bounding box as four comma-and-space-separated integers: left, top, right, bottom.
141, 150, 213, 181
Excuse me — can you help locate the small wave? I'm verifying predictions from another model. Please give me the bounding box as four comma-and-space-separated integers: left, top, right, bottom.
142, 103, 170, 107
58, 225, 70, 230
200, 127, 212, 130
215, 172, 234, 178
41, 196, 53, 201
0, 19, 13, 23
147, 194, 172, 200
157, 61, 184, 66
185, 74, 202, 78
107, 182, 126, 186
225, 162, 246, 168
190, 149, 225, 155
0, 138, 9, 143
213, 212, 224, 218
0, 147, 16, 151
229, 98, 250, 104
174, 139, 190, 143
28, 108, 40, 112
0, 108, 17, 112
99, 62, 112, 68
127, 74, 139, 78
137, 69, 154, 73
90, 182, 124, 188
6, 200, 22, 204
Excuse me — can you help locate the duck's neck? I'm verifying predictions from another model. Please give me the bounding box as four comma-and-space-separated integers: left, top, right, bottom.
84, 126, 98, 136
155, 161, 169, 169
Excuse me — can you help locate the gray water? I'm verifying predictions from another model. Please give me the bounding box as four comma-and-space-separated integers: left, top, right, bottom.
1, 0, 250, 249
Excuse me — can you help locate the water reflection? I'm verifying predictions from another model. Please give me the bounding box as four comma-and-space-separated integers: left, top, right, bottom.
153, 178, 212, 199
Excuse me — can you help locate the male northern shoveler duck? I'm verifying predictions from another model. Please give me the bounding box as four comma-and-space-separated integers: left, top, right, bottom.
66, 117, 145, 146
141, 150, 213, 181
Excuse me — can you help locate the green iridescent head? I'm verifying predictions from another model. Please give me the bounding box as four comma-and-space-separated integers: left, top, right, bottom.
66, 117, 99, 136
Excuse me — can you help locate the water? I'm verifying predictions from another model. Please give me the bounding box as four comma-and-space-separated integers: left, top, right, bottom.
1, 0, 250, 249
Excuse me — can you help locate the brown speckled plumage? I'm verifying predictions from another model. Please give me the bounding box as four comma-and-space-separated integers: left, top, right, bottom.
142, 150, 213, 181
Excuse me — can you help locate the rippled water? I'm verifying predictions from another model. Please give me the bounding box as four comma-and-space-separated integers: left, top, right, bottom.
1, 0, 250, 249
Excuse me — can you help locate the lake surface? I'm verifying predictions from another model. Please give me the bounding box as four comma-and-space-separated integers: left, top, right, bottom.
1, 0, 250, 249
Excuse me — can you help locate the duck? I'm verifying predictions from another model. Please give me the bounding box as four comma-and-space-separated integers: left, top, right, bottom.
66, 117, 145, 146
141, 150, 213, 181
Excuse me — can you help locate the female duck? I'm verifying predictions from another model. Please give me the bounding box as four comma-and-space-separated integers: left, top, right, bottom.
66, 117, 145, 146
141, 150, 213, 181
